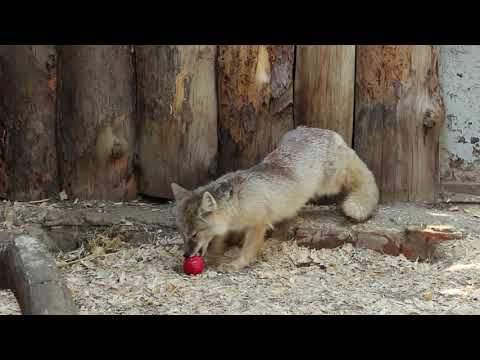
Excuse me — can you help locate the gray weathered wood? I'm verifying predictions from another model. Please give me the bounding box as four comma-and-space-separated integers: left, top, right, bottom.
0, 232, 77, 315
439, 183, 480, 198
0, 45, 59, 201
136, 45, 218, 198
56, 45, 137, 200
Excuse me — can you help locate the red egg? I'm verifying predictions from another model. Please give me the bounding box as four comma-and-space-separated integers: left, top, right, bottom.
183, 256, 205, 275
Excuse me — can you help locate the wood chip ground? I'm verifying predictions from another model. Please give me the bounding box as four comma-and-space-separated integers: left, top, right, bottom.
1, 200, 479, 315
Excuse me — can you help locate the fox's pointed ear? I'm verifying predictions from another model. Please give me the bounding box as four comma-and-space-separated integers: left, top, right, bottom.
171, 183, 192, 201
201, 191, 218, 213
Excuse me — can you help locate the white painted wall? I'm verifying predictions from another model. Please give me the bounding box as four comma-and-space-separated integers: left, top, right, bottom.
439, 45, 480, 184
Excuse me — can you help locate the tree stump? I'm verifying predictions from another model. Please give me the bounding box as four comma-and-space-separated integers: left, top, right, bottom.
217, 45, 294, 174
294, 45, 356, 145
135, 45, 218, 199
56, 45, 136, 200
0, 45, 58, 201
354, 46, 445, 203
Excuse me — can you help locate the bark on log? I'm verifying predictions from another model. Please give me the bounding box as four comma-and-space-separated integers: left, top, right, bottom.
217, 45, 294, 173
289, 207, 462, 261
294, 45, 356, 145
135, 45, 218, 199
0, 232, 77, 315
56, 45, 136, 200
354, 46, 445, 203
0, 45, 58, 201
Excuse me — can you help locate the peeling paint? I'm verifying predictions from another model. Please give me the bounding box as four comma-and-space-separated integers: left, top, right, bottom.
439, 45, 480, 184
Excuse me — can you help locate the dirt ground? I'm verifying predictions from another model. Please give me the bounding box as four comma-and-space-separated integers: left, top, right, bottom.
1, 200, 479, 315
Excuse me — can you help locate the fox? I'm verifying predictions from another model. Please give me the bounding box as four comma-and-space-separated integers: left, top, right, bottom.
171, 126, 379, 272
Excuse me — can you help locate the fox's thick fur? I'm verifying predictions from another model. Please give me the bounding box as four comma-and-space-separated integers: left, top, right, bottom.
172, 126, 379, 272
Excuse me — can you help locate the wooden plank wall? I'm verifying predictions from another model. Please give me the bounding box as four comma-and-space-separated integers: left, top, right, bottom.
354, 45, 444, 203
135, 45, 218, 199
0, 45, 445, 203
294, 45, 356, 145
0, 45, 58, 201
56, 45, 137, 200
217, 45, 295, 174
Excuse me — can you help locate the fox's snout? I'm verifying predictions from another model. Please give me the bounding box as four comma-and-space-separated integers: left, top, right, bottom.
183, 240, 197, 258
183, 239, 207, 258
183, 247, 196, 258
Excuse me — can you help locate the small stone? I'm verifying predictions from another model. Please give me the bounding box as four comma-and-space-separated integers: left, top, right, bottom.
207, 271, 218, 278
423, 292, 433, 301
92, 246, 105, 256
59, 190, 68, 201
470, 289, 480, 301
257, 271, 275, 279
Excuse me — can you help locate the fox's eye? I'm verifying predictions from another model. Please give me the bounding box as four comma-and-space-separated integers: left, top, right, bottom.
191, 232, 198, 239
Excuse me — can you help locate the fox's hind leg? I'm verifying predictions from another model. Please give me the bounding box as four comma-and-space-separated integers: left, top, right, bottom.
341, 153, 379, 222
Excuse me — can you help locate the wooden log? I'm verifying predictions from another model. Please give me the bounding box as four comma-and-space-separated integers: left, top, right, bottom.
289, 207, 462, 261
135, 45, 218, 199
56, 45, 136, 200
354, 46, 445, 203
0, 232, 77, 315
438, 183, 480, 198
0, 45, 58, 201
405, 225, 462, 243
294, 45, 356, 145
217, 45, 294, 174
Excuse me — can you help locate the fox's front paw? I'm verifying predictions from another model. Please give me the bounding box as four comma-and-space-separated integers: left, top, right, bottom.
217, 260, 246, 273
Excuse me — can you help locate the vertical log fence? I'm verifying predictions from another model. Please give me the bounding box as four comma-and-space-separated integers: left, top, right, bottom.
0, 45, 445, 203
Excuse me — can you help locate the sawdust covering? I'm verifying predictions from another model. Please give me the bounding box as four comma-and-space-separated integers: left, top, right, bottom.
1, 202, 479, 315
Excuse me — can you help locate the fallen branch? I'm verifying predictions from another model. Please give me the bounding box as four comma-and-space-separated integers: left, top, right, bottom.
28, 198, 50, 204
57, 251, 119, 268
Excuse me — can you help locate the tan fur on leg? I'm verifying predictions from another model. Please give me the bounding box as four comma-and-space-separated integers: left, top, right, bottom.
341, 153, 379, 222
218, 225, 267, 272
205, 236, 226, 266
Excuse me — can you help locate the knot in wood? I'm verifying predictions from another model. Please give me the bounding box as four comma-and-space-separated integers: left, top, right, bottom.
423, 110, 435, 128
